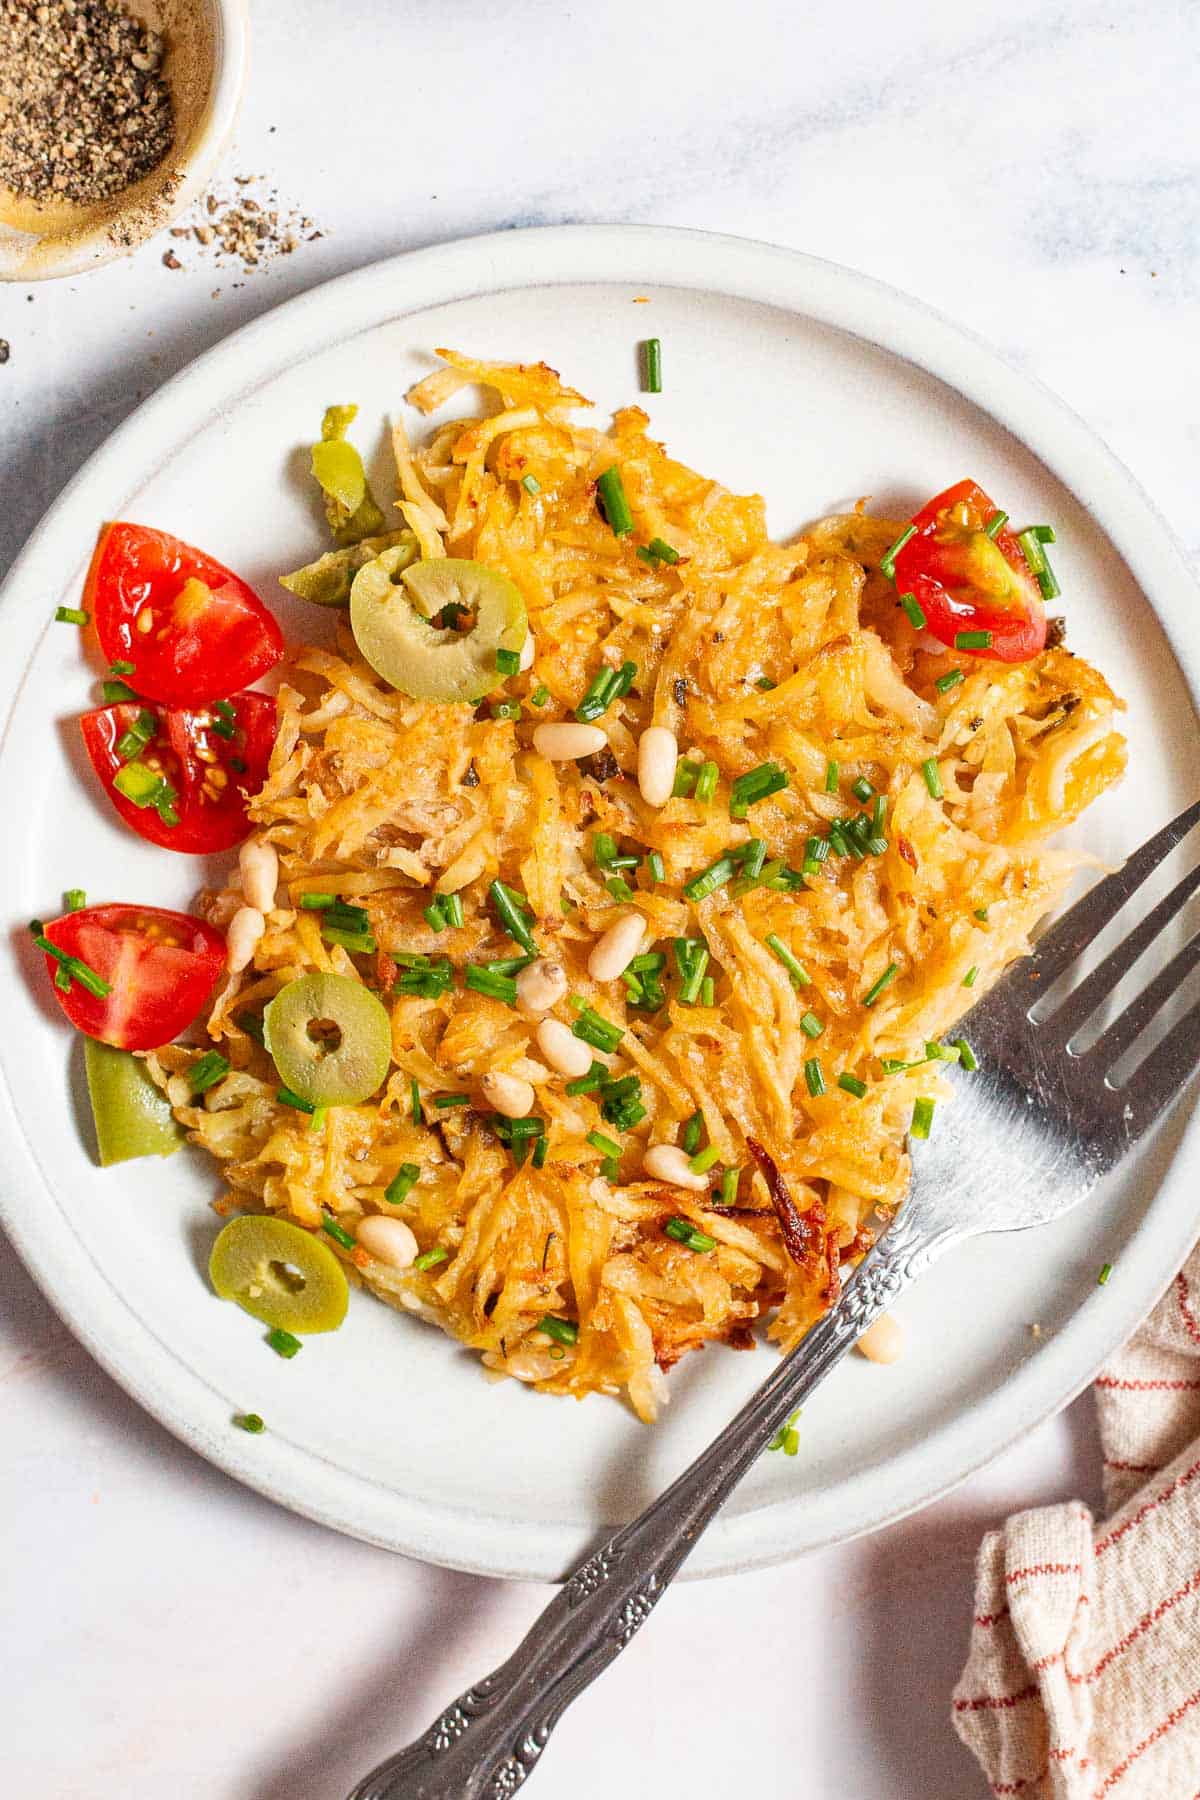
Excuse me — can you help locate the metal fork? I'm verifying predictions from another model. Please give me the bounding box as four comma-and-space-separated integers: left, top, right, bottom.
349, 801, 1200, 1800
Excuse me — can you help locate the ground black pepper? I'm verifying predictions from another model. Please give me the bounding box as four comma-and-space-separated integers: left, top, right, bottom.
0, 0, 174, 206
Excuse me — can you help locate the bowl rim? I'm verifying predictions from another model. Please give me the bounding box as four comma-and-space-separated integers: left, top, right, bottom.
0, 0, 250, 283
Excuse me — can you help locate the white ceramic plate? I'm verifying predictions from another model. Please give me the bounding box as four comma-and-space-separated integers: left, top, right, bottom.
1, 227, 1197, 1583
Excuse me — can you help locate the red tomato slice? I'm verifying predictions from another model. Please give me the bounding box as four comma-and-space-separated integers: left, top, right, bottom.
80, 690, 277, 854
40, 905, 227, 1050
84, 522, 284, 706
891, 479, 1047, 663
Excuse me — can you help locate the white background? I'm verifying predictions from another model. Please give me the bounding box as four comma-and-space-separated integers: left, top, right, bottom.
2, 2, 1197, 1794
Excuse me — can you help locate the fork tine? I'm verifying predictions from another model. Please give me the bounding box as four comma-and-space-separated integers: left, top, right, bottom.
1088, 929, 1200, 1071
1046, 862, 1200, 1046
1023, 801, 1200, 989
1113, 995, 1200, 1140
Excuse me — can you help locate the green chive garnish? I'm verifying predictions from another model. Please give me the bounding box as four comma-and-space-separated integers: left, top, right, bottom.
962, 965, 979, 988
984, 510, 1008, 539
322, 1213, 357, 1251
277, 1086, 315, 1114
266, 1328, 302, 1359
899, 593, 925, 630
571, 1005, 624, 1053
495, 647, 520, 676
1098, 1261, 1113, 1286
694, 760, 719, 804
642, 337, 662, 393
443, 893, 464, 929
862, 963, 899, 1007
465, 964, 519, 1005
682, 1112, 703, 1155
768, 1409, 801, 1454
936, 668, 964, 694
234, 1413, 265, 1433
700, 975, 715, 1007
299, 892, 336, 909
798, 1011, 823, 1039
109, 659, 135, 675
55, 605, 89, 626
824, 759, 839, 793
755, 676, 776, 692
879, 525, 916, 580
974, 906, 990, 921
489, 879, 537, 953
423, 898, 447, 932
765, 934, 811, 988
521, 473, 541, 495
63, 888, 86, 912
530, 684, 550, 706
606, 876, 634, 903
955, 1039, 979, 1072
587, 1129, 622, 1158
954, 630, 993, 650
647, 536, 679, 565
188, 1050, 230, 1094
413, 1245, 449, 1271
804, 1056, 826, 1097
409, 1078, 423, 1124
102, 679, 138, 703
647, 850, 665, 884
538, 1315, 579, 1346
689, 1145, 720, 1175
29, 923, 111, 997
910, 1096, 935, 1140
922, 758, 944, 800
729, 761, 789, 820
386, 1163, 420, 1204
682, 855, 737, 903
837, 1072, 868, 1098
719, 1167, 739, 1206
664, 1216, 716, 1253
596, 465, 634, 537
433, 1093, 471, 1110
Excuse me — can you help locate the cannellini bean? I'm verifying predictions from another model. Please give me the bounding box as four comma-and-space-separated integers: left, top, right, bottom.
536, 1017, 594, 1079
226, 906, 265, 973
480, 1070, 535, 1119
356, 1214, 419, 1270
515, 957, 568, 1016
856, 1313, 905, 1364
588, 912, 647, 983
637, 726, 678, 807
238, 838, 278, 913
532, 721, 607, 761
642, 1143, 709, 1190
518, 633, 536, 673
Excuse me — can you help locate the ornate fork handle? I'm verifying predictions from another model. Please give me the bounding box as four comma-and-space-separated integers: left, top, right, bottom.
349, 1197, 958, 1800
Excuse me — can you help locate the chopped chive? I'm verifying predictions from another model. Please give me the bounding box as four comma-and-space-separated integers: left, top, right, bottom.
465, 965, 519, 1005
671, 758, 699, 798
109, 659, 135, 675
236, 1010, 265, 1045
863, 963, 899, 1007
664, 1216, 716, 1253
837, 1072, 868, 1098
765, 934, 811, 987
674, 938, 709, 1005
495, 647, 521, 676
101, 678, 138, 703
910, 1096, 936, 1140
596, 465, 634, 537
538, 1315, 579, 1346
586, 1129, 622, 1158
571, 1005, 624, 1053
574, 666, 620, 722
413, 1245, 450, 1271
755, 675, 776, 692
565, 1062, 608, 1095
407, 1078, 423, 1126
925, 1040, 960, 1063
936, 668, 965, 694
642, 337, 662, 393
1017, 527, 1047, 574
798, 1011, 824, 1039
491, 699, 522, 721
899, 592, 926, 630
681, 1112, 703, 1155
694, 760, 719, 804
768, 1409, 801, 1454
1098, 1261, 1114, 1286
879, 524, 916, 580
266, 1328, 302, 1359
321, 1213, 357, 1251
322, 926, 377, 954
592, 832, 619, 869
700, 975, 715, 1008
955, 1039, 979, 1072
954, 629, 993, 650
531, 1135, 549, 1169
804, 1056, 826, 1097
921, 758, 944, 800
1031, 524, 1056, 544
53, 964, 72, 990
647, 850, 666, 884
530, 684, 550, 707
688, 1145, 720, 1175
740, 839, 767, 880
729, 761, 789, 819
63, 888, 86, 912
299, 891, 336, 909
488, 879, 537, 953
29, 925, 112, 997
606, 876, 634, 904
629, 951, 666, 974
974, 906, 990, 921
442, 893, 464, 929
872, 795, 888, 835
55, 605, 89, 626
682, 854, 737, 903
386, 1162, 421, 1204
962, 965, 979, 988
234, 1413, 265, 1433
636, 545, 657, 567
188, 1050, 230, 1094
277, 1086, 315, 1114
433, 1093, 471, 1109
719, 1166, 740, 1206
824, 759, 839, 793
851, 777, 874, 805
647, 536, 680, 565
113, 708, 157, 760
984, 509, 1008, 539
520, 473, 541, 496
423, 898, 447, 932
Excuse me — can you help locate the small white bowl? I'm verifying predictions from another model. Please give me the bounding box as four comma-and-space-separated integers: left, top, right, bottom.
0, 0, 250, 283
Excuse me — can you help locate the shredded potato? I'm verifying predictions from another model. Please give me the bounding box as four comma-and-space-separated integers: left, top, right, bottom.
150, 350, 1126, 1419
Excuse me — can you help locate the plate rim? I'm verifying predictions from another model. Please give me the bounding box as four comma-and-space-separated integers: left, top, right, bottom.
1, 222, 1197, 1582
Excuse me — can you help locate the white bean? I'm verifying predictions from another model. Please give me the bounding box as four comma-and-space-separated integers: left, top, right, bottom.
226, 906, 265, 973
480, 1070, 535, 1118
356, 1214, 419, 1270
637, 726, 678, 807
642, 1143, 709, 1190
856, 1313, 905, 1364
536, 1017, 594, 1079
532, 722, 607, 762
238, 838, 278, 913
518, 633, 536, 673
515, 958, 568, 1017
588, 912, 647, 983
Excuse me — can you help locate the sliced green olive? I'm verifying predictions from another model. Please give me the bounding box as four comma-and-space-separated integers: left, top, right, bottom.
263, 972, 392, 1106
209, 1214, 349, 1333
350, 551, 527, 703
313, 403, 386, 545
84, 1038, 183, 1167
279, 530, 417, 608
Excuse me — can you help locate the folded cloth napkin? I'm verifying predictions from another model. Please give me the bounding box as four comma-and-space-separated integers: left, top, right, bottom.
953, 1246, 1200, 1797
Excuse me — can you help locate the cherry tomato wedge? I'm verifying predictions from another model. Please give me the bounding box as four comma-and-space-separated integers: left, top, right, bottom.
891, 480, 1047, 663
38, 904, 227, 1051
84, 522, 284, 706
80, 690, 277, 854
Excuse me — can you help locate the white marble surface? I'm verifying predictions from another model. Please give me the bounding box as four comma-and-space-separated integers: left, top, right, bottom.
2, 1, 1196, 1794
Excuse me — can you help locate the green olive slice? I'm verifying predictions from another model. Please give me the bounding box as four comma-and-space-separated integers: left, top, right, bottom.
263, 972, 392, 1106
350, 550, 527, 703
209, 1214, 349, 1333
279, 530, 417, 609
